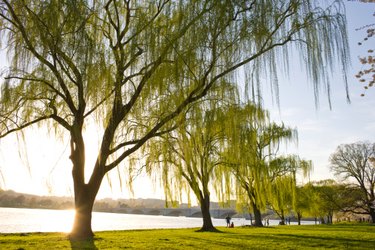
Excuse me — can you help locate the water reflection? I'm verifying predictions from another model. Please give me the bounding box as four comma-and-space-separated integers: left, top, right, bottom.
0, 207, 74, 233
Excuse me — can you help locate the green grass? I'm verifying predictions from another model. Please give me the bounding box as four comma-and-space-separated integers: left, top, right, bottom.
0, 224, 374, 249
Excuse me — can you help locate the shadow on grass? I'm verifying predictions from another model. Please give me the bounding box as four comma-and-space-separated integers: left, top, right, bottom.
69, 238, 98, 250
278, 224, 375, 234
177, 226, 375, 249
195, 227, 223, 233
223, 230, 375, 249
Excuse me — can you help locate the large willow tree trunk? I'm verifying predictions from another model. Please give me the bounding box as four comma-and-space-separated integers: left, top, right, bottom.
251, 201, 263, 227
70, 187, 96, 240
198, 193, 217, 232
69, 167, 104, 240
68, 126, 104, 240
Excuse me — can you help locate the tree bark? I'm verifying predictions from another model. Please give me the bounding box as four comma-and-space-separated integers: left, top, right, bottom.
197, 194, 218, 232
70, 187, 96, 240
327, 212, 333, 224
69, 169, 104, 240
251, 201, 263, 227
279, 215, 285, 225
297, 212, 302, 225
320, 217, 325, 224
369, 206, 375, 223
68, 124, 104, 240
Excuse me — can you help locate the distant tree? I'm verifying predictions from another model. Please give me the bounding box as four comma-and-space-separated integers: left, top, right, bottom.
39, 198, 53, 208
93, 201, 111, 212
28, 197, 37, 208
333, 184, 365, 220
330, 142, 375, 222
0, 0, 350, 239
269, 176, 295, 225
60, 200, 74, 210
305, 180, 360, 224
303, 184, 323, 224
14, 195, 26, 207
225, 104, 301, 227
312, 180, 343, 224
147, 86, 236, 232
294, 185, 312, 225
0, 194, 12, 206
268, 156, 312, 225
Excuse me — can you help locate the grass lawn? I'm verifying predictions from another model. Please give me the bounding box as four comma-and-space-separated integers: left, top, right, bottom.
0, 223, 374, 249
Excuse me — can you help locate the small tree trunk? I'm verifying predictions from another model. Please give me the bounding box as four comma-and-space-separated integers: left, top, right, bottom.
251, 201, 263, 227
320, 217, 325, 224
279, 215, 285, 225
297, 212, 302, 225
327, 213, 333, 224
198, 194, 217, 232
369, 206, 375, 223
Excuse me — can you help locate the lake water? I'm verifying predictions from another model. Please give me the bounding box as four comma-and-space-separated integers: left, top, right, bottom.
0, 207, 312, 233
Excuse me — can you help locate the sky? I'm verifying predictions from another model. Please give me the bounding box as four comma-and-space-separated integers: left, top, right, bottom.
263, 1, 375, 182
0, 1, 374, 201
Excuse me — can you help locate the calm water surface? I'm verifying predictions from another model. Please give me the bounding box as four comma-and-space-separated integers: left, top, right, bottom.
0, 207, 312, 233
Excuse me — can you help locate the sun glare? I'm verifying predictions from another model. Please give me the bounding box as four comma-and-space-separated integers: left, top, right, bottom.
41, 209, 75, 233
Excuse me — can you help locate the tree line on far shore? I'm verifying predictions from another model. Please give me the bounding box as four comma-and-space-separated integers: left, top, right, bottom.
0, 190, 179, 211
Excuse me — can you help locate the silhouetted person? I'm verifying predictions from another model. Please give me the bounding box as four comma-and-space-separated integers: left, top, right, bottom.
225, 215, 231, 227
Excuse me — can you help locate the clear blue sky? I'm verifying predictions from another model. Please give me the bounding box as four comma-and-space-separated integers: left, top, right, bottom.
0, 1, 374, 199
262, 1, 375, 183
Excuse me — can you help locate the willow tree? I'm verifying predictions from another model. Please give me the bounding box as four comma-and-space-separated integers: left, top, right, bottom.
225, 103, 298, 227
306, 180, 349, 224
146, 83, 237, 232
0, 0, 350, 239
294, 185, 311, 225
268, 156, 312, 225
